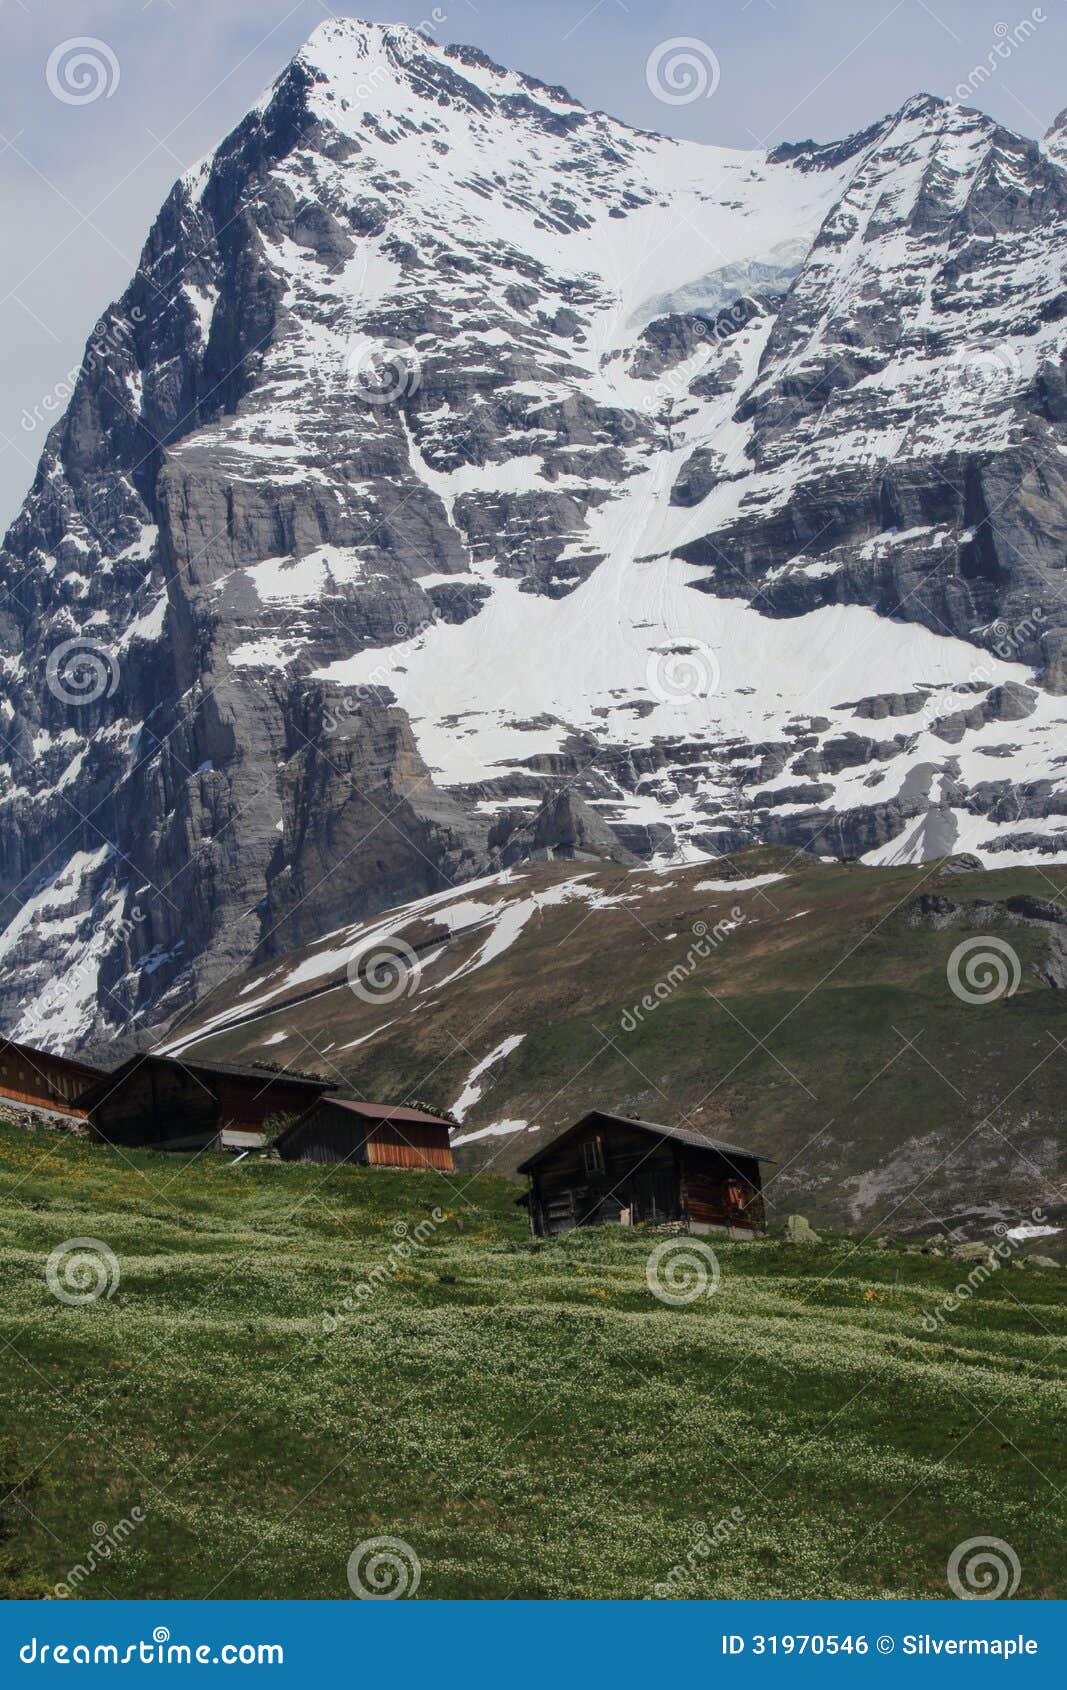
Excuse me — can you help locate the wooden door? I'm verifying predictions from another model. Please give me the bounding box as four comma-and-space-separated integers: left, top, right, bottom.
630, 1167, 678, 1223
542, 1187, 580, 1235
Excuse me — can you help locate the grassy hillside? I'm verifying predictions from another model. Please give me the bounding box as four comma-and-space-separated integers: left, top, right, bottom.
1, 1120, 1064, 1599
170, 851, 1067, 1235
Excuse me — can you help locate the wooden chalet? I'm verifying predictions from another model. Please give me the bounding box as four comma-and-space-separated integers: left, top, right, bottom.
276, 1097, 454, 1172
517, 1110, 768, 1238
0, 1037, 104, 1118
80, 1054, 331, 1150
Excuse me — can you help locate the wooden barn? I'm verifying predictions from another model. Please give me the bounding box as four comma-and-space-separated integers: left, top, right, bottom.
0, 1037, 104, 1118
517, 1111, 768, 1238
80, 1054, 330, 1150
276, 1097, 454, 1172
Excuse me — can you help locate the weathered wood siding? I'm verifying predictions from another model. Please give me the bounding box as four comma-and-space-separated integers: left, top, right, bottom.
278, 1102, 453, 1170
526, 1116, 765, 1237
91, 1063, 218, 1147
276, 1103, 369, 1165
215, 1076, 316, 1135
679, 1150, 763, 1234
89, 1062, 319, 1147
528, 1120, 682, 1236
0, 1043, 100, 1117
365, 1120, 453, 1171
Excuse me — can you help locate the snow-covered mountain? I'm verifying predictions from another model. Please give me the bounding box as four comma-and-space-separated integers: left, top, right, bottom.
2, 18, 1067, 1055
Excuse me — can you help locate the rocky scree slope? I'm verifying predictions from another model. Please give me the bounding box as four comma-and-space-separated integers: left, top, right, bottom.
3, 20, 1067, 1055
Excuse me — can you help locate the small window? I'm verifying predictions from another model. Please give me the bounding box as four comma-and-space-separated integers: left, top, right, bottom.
582, 1136, 606, 1174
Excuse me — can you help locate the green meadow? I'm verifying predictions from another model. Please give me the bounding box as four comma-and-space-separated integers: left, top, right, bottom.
1, 1119, 1064, 1599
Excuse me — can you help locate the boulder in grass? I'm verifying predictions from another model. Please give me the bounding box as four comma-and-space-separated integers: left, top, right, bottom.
951, 1241, 996, 1263
1027, 1254, 1061, 1270
784, 1214, 821, 1244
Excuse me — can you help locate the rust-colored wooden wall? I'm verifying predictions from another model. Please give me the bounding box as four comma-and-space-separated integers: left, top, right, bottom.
278, 1102, 453, 1171
365, 1120, 453, 1171
0, 1042, 98, 1116
680, 1153, 764, 1233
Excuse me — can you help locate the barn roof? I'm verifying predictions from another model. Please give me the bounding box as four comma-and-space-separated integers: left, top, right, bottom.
277, 1095, 454, 1138
0, 1036, 105, 1084
322, 1096, 453, 1126
77, 1051, 329, 1111
71, 1055, 145, 1110
172, 1056, 328, 1088
516, 1110, 772, 1173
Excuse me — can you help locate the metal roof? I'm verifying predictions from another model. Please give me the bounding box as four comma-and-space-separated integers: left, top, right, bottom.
516, 1110, 771, 1173
315, 1096, 454, 1127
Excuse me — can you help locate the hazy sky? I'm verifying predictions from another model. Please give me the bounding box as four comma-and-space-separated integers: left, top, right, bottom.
2, 0, 1065, 530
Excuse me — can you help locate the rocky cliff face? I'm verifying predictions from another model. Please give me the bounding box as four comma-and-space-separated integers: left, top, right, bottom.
2, 19, 1067, 1056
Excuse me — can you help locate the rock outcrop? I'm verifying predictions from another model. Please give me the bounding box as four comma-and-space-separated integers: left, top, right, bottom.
2, 24, 1067, 1055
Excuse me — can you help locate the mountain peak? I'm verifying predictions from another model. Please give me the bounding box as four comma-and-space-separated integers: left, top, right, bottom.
290, 15, 581, 116
767, 91, 964, 176
1044, 105, 1067, 168
2, 26, 1067, 1057
298, 16, 433, 68
895, 90, 950, 119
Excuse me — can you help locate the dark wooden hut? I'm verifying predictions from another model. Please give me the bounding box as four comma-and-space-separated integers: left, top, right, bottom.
0, 1037, 104, 1118
275, 1097, 454, 1172
517, 1111, 768, 1238
80, 1054, 330, 1149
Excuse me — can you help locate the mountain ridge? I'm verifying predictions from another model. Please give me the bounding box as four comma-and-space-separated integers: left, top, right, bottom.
2, 18, 1067, 1057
